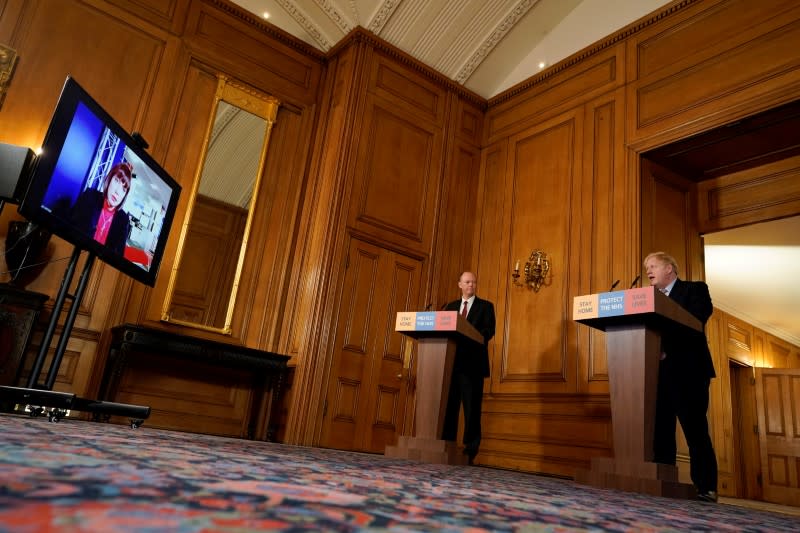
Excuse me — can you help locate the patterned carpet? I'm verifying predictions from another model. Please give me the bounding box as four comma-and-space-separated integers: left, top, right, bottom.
0, 413, 796, 532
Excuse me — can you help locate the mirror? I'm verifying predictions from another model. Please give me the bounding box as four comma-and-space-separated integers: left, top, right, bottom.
162, 75, 279, 334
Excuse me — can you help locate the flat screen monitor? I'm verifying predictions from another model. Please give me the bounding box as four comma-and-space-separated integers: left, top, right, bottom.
18, 77, 181, 287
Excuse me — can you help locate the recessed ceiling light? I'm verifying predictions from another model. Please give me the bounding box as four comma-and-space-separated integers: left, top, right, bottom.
262, 12, 270, 19
538, 61, 546, 69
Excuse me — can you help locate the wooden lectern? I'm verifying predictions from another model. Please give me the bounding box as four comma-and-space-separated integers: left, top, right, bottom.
385, 310, 484, 464
572, 286, 703, 498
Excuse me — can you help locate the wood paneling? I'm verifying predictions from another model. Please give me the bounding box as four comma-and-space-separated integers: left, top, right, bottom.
764, 335, 796, 369
754, 368, 800, 506
724, 313, 756, 366
183, 0, 322, 106
102, 0, 190, 33
709, 307, 800, 498
433, 136, 482, 308
577, 90, 628, 394
499, 112, 580, 389
114, 352, 255, 437
729, 361, 763, 499
643, 99, 800, 181
369, 54, 446, 124
321, 238, 420, 453
697, 155, 800, 233
349, 96, 442, 248
486, 46, 623, 144
627, 0, 800, 148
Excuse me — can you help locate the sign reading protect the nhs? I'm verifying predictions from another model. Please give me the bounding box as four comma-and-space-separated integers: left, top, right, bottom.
414, 311, 436, 330
598, 291, 625, 317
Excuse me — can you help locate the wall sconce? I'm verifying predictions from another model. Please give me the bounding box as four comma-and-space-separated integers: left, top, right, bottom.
512, 250, 551, 292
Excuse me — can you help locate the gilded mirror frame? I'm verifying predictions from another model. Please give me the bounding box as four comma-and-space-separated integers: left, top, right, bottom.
161, 75, 279, 334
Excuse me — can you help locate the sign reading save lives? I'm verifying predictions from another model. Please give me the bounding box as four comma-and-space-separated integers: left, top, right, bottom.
572, 287, 655, 320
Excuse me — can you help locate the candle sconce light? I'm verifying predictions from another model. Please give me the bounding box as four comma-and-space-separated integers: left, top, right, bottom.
512, 250, 551, 292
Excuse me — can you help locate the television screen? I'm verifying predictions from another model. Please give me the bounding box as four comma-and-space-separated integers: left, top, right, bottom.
18, 77, 181, 287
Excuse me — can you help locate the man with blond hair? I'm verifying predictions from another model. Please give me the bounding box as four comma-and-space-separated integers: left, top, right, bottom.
644, 251, 718, 502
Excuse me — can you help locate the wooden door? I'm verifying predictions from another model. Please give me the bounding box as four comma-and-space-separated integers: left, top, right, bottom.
321, 238, 422, 453
730, 362, 762, 500
754, 368, 800, 506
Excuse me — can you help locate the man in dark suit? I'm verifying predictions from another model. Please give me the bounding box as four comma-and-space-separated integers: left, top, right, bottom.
644, 251, 718, 502
441, 271, 496, 464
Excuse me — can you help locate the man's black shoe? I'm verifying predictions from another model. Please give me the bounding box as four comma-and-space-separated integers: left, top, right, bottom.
697, 490, 718, 503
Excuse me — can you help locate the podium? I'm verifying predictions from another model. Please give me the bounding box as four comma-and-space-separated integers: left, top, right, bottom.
572, 286, 702, 498
384, 310, 484, 464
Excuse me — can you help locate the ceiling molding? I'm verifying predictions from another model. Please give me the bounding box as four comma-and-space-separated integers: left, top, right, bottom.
367, 0, 401, 36
454, 0, 540, 84
274, 0, 333, 50
313, 0, 353, 33
332, 28, 487, 109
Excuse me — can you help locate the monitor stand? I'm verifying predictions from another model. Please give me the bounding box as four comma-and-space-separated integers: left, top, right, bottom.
0, 245, 151, 427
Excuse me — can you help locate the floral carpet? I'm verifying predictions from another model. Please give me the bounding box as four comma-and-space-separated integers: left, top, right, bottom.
0, 414, 796, 532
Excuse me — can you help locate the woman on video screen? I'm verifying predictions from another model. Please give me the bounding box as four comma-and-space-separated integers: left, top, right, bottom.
71, 161, 133, 255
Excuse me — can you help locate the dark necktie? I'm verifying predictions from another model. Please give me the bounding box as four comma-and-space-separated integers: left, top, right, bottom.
461, 300, 468, 317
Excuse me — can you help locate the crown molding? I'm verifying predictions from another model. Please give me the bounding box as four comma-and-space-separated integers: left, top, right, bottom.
329, 27, 488, 109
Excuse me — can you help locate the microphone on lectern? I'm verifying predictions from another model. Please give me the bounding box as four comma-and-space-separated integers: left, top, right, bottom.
629, 275, 641, 289
609, 279, 620, 292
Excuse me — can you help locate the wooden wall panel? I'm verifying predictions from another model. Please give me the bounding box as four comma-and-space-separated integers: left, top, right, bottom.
628, 0, 800, 148
632, 0, 798, 80
0, 1, 170, 163
723, 304, 756, 366
481, 395, 611, 476
368, 54, 446, 124
244, 103, 317, 351
348, 96, 442, 249
455, 98, 483, 146
282, 43, 364, 444
640, 159, 699, 279
429, 95, 485, 309
114, 352, 255, 437
710, 306, 800, 497
486, 46, 623, 144
497, 112, 580, 391
101, 0, 190, 33
577, 90, 627, 394
764, 335, 795, 369
697, 155, 800, 233
432, 138, 482, 308
182, 0, 322, 106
